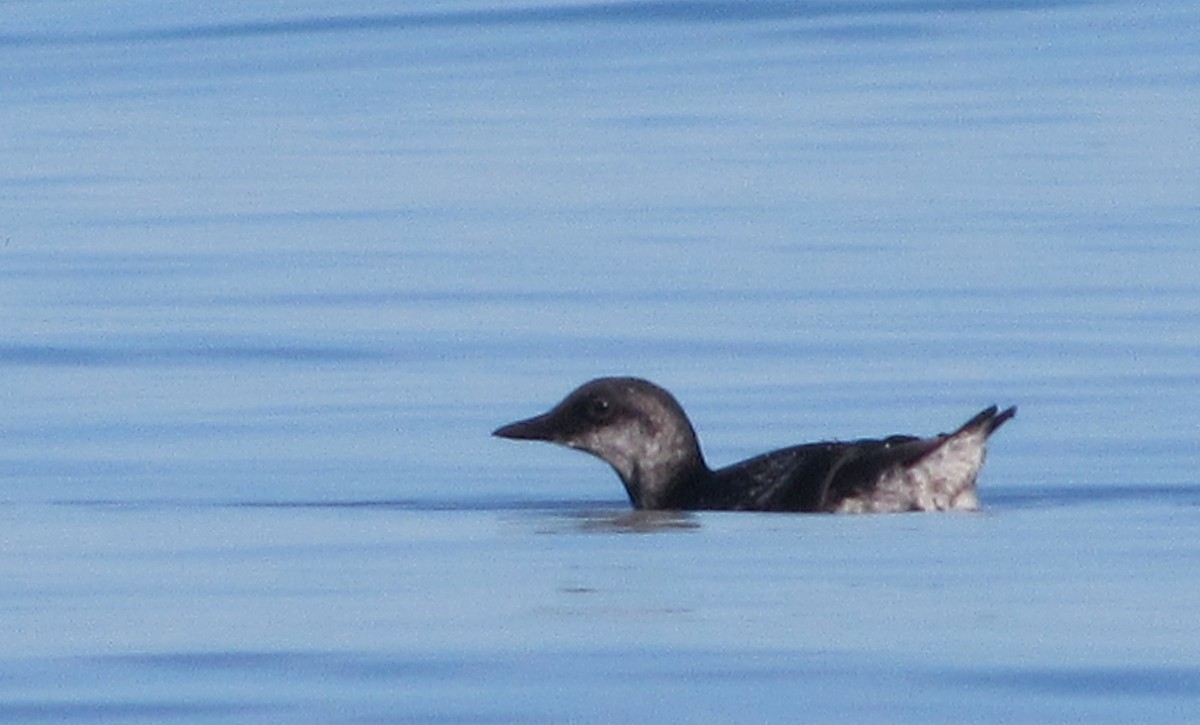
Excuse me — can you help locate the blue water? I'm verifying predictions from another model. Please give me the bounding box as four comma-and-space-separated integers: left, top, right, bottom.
3, 1, 1199, 722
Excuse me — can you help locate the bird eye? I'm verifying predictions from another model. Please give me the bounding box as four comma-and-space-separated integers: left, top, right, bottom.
583, 395, 612, 423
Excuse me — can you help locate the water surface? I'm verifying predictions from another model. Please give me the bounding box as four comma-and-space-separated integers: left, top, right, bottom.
3, 0, 1199, 721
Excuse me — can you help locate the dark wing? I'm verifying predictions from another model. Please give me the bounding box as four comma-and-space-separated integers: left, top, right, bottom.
812, 435, 946, 511
689, 443, 846, 511
705, 435, 941, 512
704, 406, 1016, 512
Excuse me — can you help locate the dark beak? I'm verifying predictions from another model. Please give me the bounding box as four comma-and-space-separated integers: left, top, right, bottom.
493, 412, 557, 441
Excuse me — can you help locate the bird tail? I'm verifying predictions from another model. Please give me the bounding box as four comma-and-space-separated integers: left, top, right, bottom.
957, 405, 1017, 438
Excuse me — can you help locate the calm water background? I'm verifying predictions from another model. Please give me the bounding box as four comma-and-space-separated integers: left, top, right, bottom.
3, 0, 1199, 722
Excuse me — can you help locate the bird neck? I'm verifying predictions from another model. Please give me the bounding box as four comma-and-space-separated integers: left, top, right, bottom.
620, 453, 711, 510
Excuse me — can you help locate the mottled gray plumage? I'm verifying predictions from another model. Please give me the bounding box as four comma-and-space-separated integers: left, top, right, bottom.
494, 377, 1015, 514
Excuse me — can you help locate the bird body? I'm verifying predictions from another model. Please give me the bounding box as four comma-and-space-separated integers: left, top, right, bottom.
494, 377, 1015, 514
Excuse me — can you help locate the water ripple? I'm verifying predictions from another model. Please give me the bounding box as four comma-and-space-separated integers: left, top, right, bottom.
0, 343, 389, 367
2, 0, 1096, 47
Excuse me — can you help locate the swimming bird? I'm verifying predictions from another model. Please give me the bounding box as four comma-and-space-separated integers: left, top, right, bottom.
493, 377, 1015, 513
